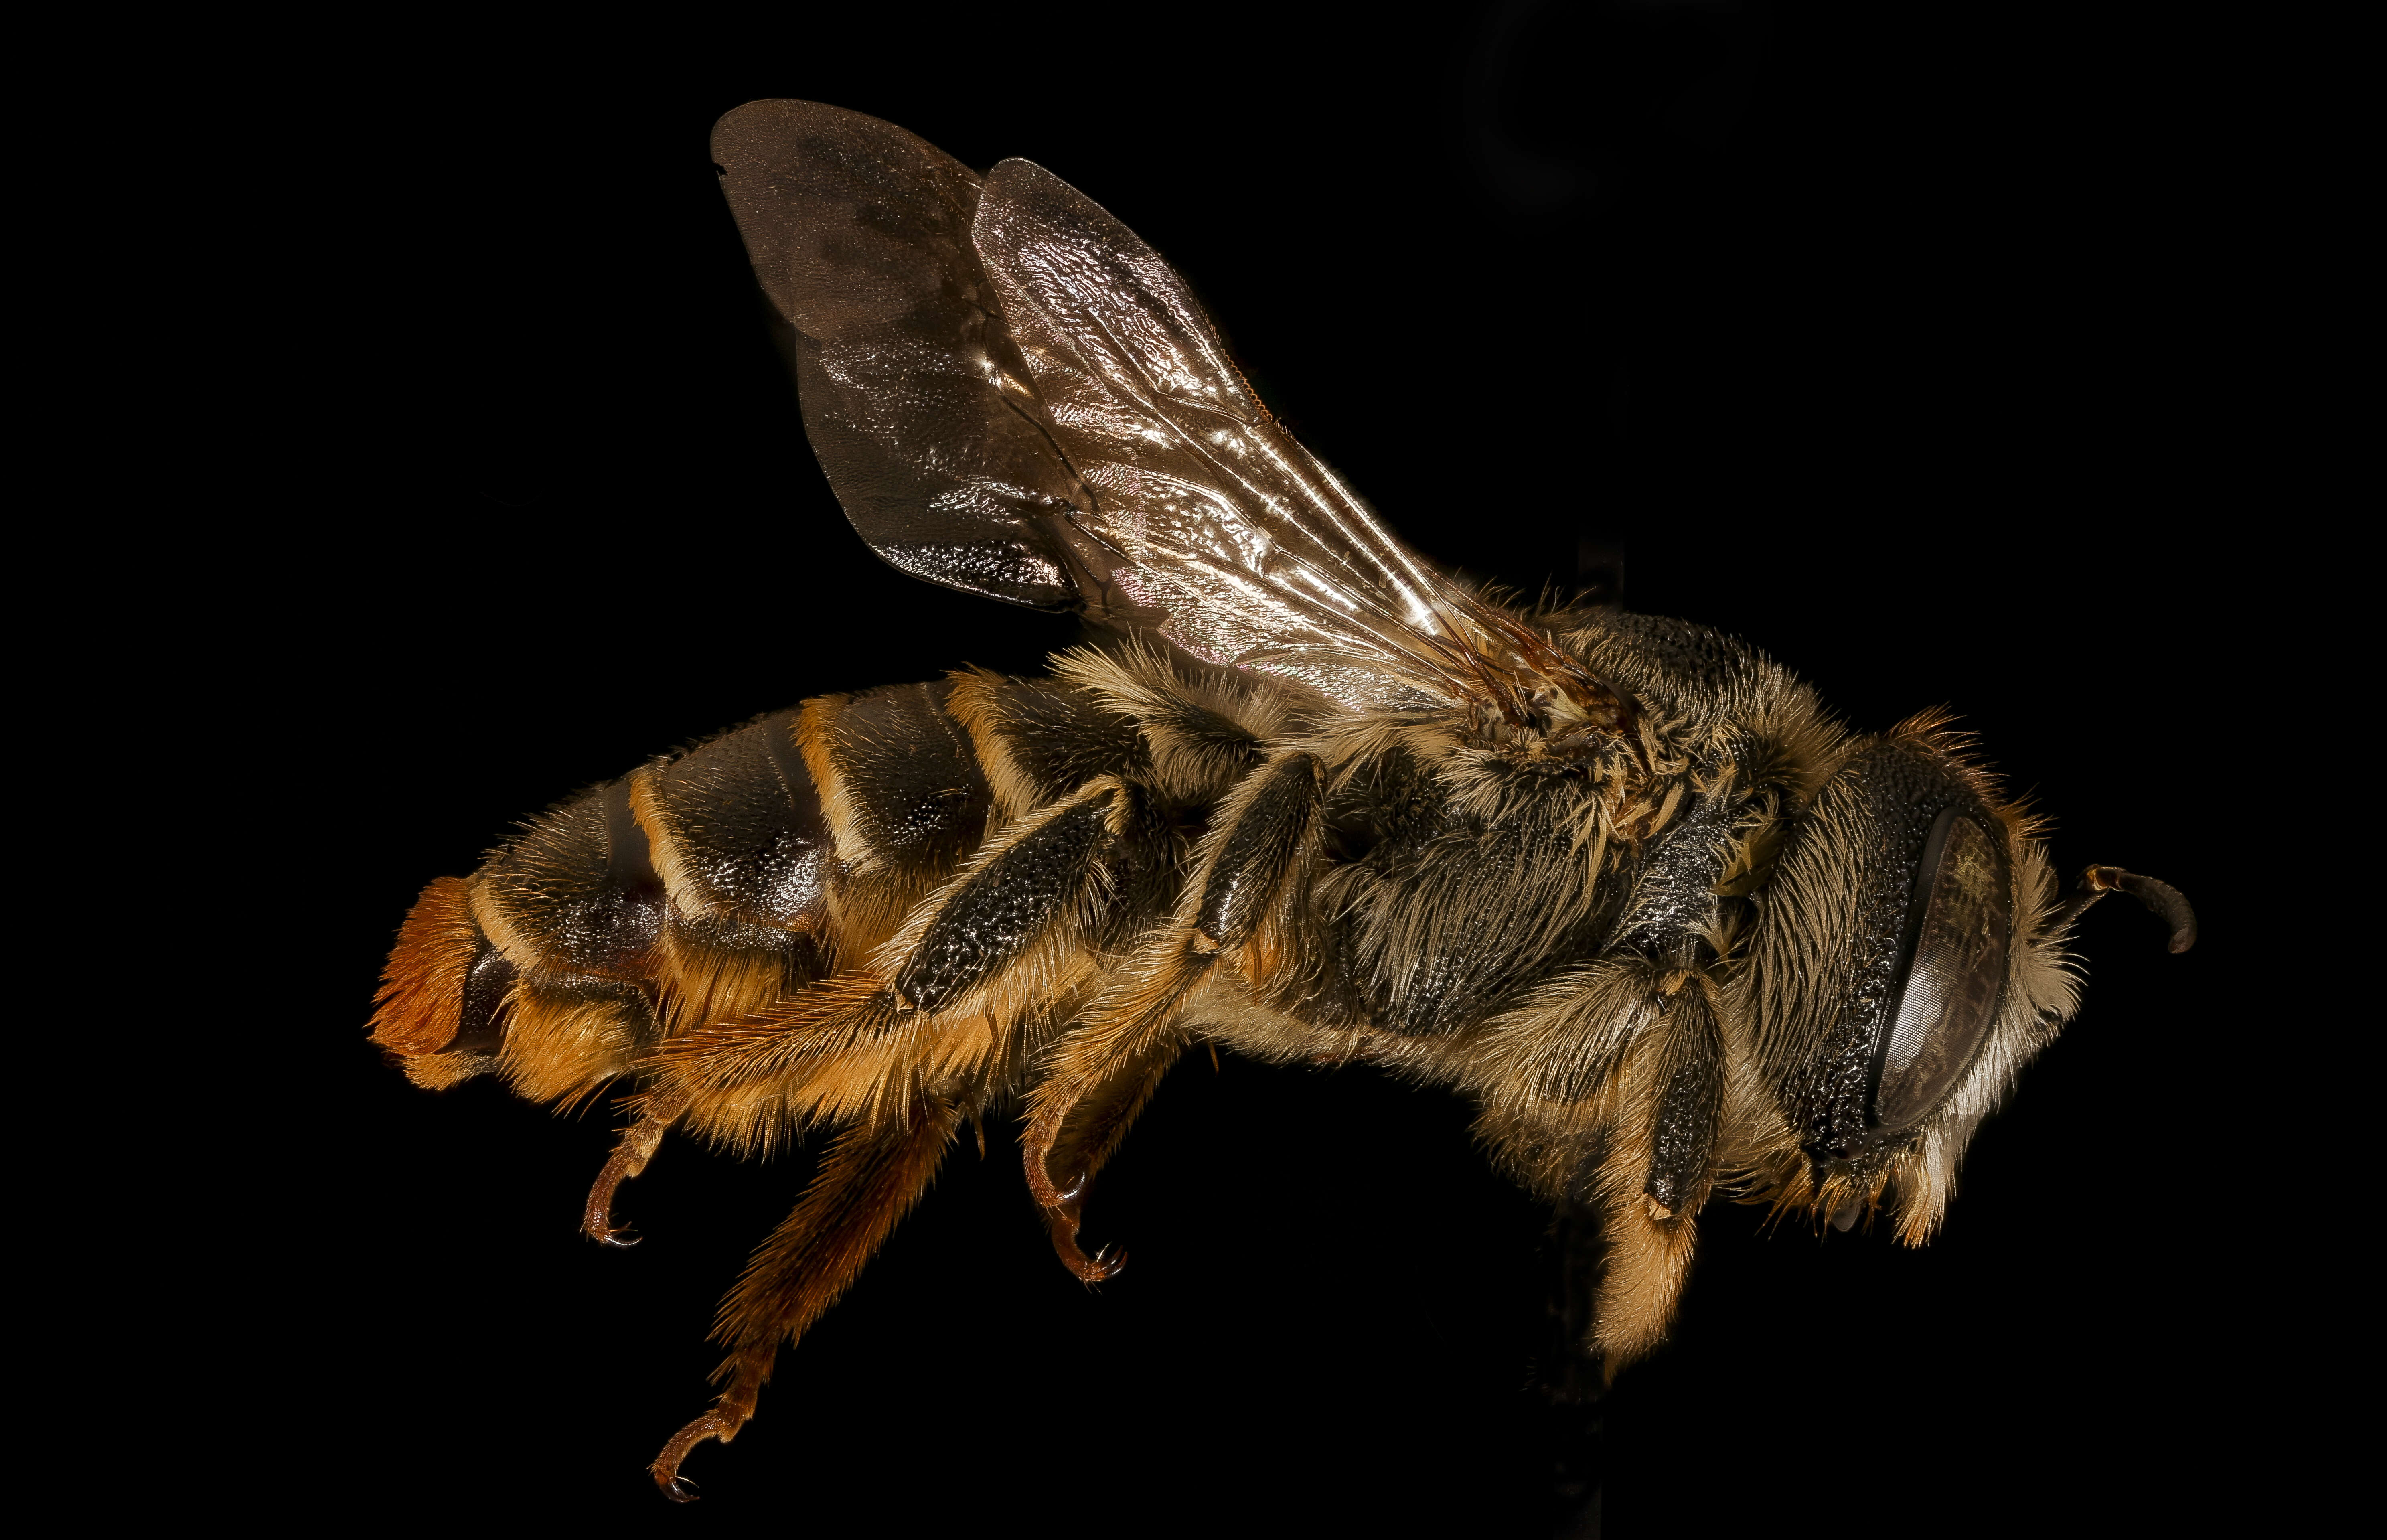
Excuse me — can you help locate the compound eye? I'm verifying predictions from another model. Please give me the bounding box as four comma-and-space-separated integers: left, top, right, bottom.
1875, 808, 2013, 1130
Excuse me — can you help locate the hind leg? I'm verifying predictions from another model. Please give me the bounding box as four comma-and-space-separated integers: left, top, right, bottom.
650, 1098, 962, 1501
581, 1084, 694, 1246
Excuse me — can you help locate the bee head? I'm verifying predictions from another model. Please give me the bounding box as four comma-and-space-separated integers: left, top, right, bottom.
1732, 717, 2082, 1241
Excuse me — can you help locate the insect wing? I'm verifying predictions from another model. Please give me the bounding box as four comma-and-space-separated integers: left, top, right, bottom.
709, 100, 1098, 610
969, 158, 1476, 709
714, 101, 1530, 715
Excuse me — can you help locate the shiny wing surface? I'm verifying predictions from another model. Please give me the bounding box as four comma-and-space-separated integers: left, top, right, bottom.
716, 101, 1585, 717
969, 159, 1485, 709
709, 100, 1097, 609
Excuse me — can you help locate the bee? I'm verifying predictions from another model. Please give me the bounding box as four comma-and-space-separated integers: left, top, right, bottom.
368, 100, 2196, 1502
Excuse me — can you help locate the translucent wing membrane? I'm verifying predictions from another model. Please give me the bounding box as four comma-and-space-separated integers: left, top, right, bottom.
970, 158, 1471, 709
714, 100, 1608, 719
709, 100, 1095, 610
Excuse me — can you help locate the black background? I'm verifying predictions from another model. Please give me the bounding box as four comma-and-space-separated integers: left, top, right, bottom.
201, 3, 2268, 1532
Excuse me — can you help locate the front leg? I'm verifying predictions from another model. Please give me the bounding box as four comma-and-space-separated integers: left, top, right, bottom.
1477, 959, 1726, 1376
1585, 971, 1722, 1371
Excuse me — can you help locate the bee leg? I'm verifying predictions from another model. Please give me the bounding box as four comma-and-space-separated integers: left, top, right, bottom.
1587, 975, 1723, 1374
1038, 1164, 1139, 1285
1038, 1181, 1106, 1281
892, 780, 1128, 1016
1639, 984, 1721, 1225
582, 1084, 693, 1247
649, 1098, 963, 1501
644, 973, 901, 1095
1023, 949, 1204, 1281
1021, 752, 1323, 1279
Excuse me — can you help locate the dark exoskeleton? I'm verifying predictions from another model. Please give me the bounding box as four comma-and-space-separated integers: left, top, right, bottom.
369, 101, 2195, 1499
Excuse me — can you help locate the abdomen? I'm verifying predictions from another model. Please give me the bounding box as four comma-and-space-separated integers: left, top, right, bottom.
369, 681, 997, 1101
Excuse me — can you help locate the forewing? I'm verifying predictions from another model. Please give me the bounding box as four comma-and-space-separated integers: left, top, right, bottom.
714, 103, 1577, 719
970, 159, 1476, 709
709, 101, 1098, 609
